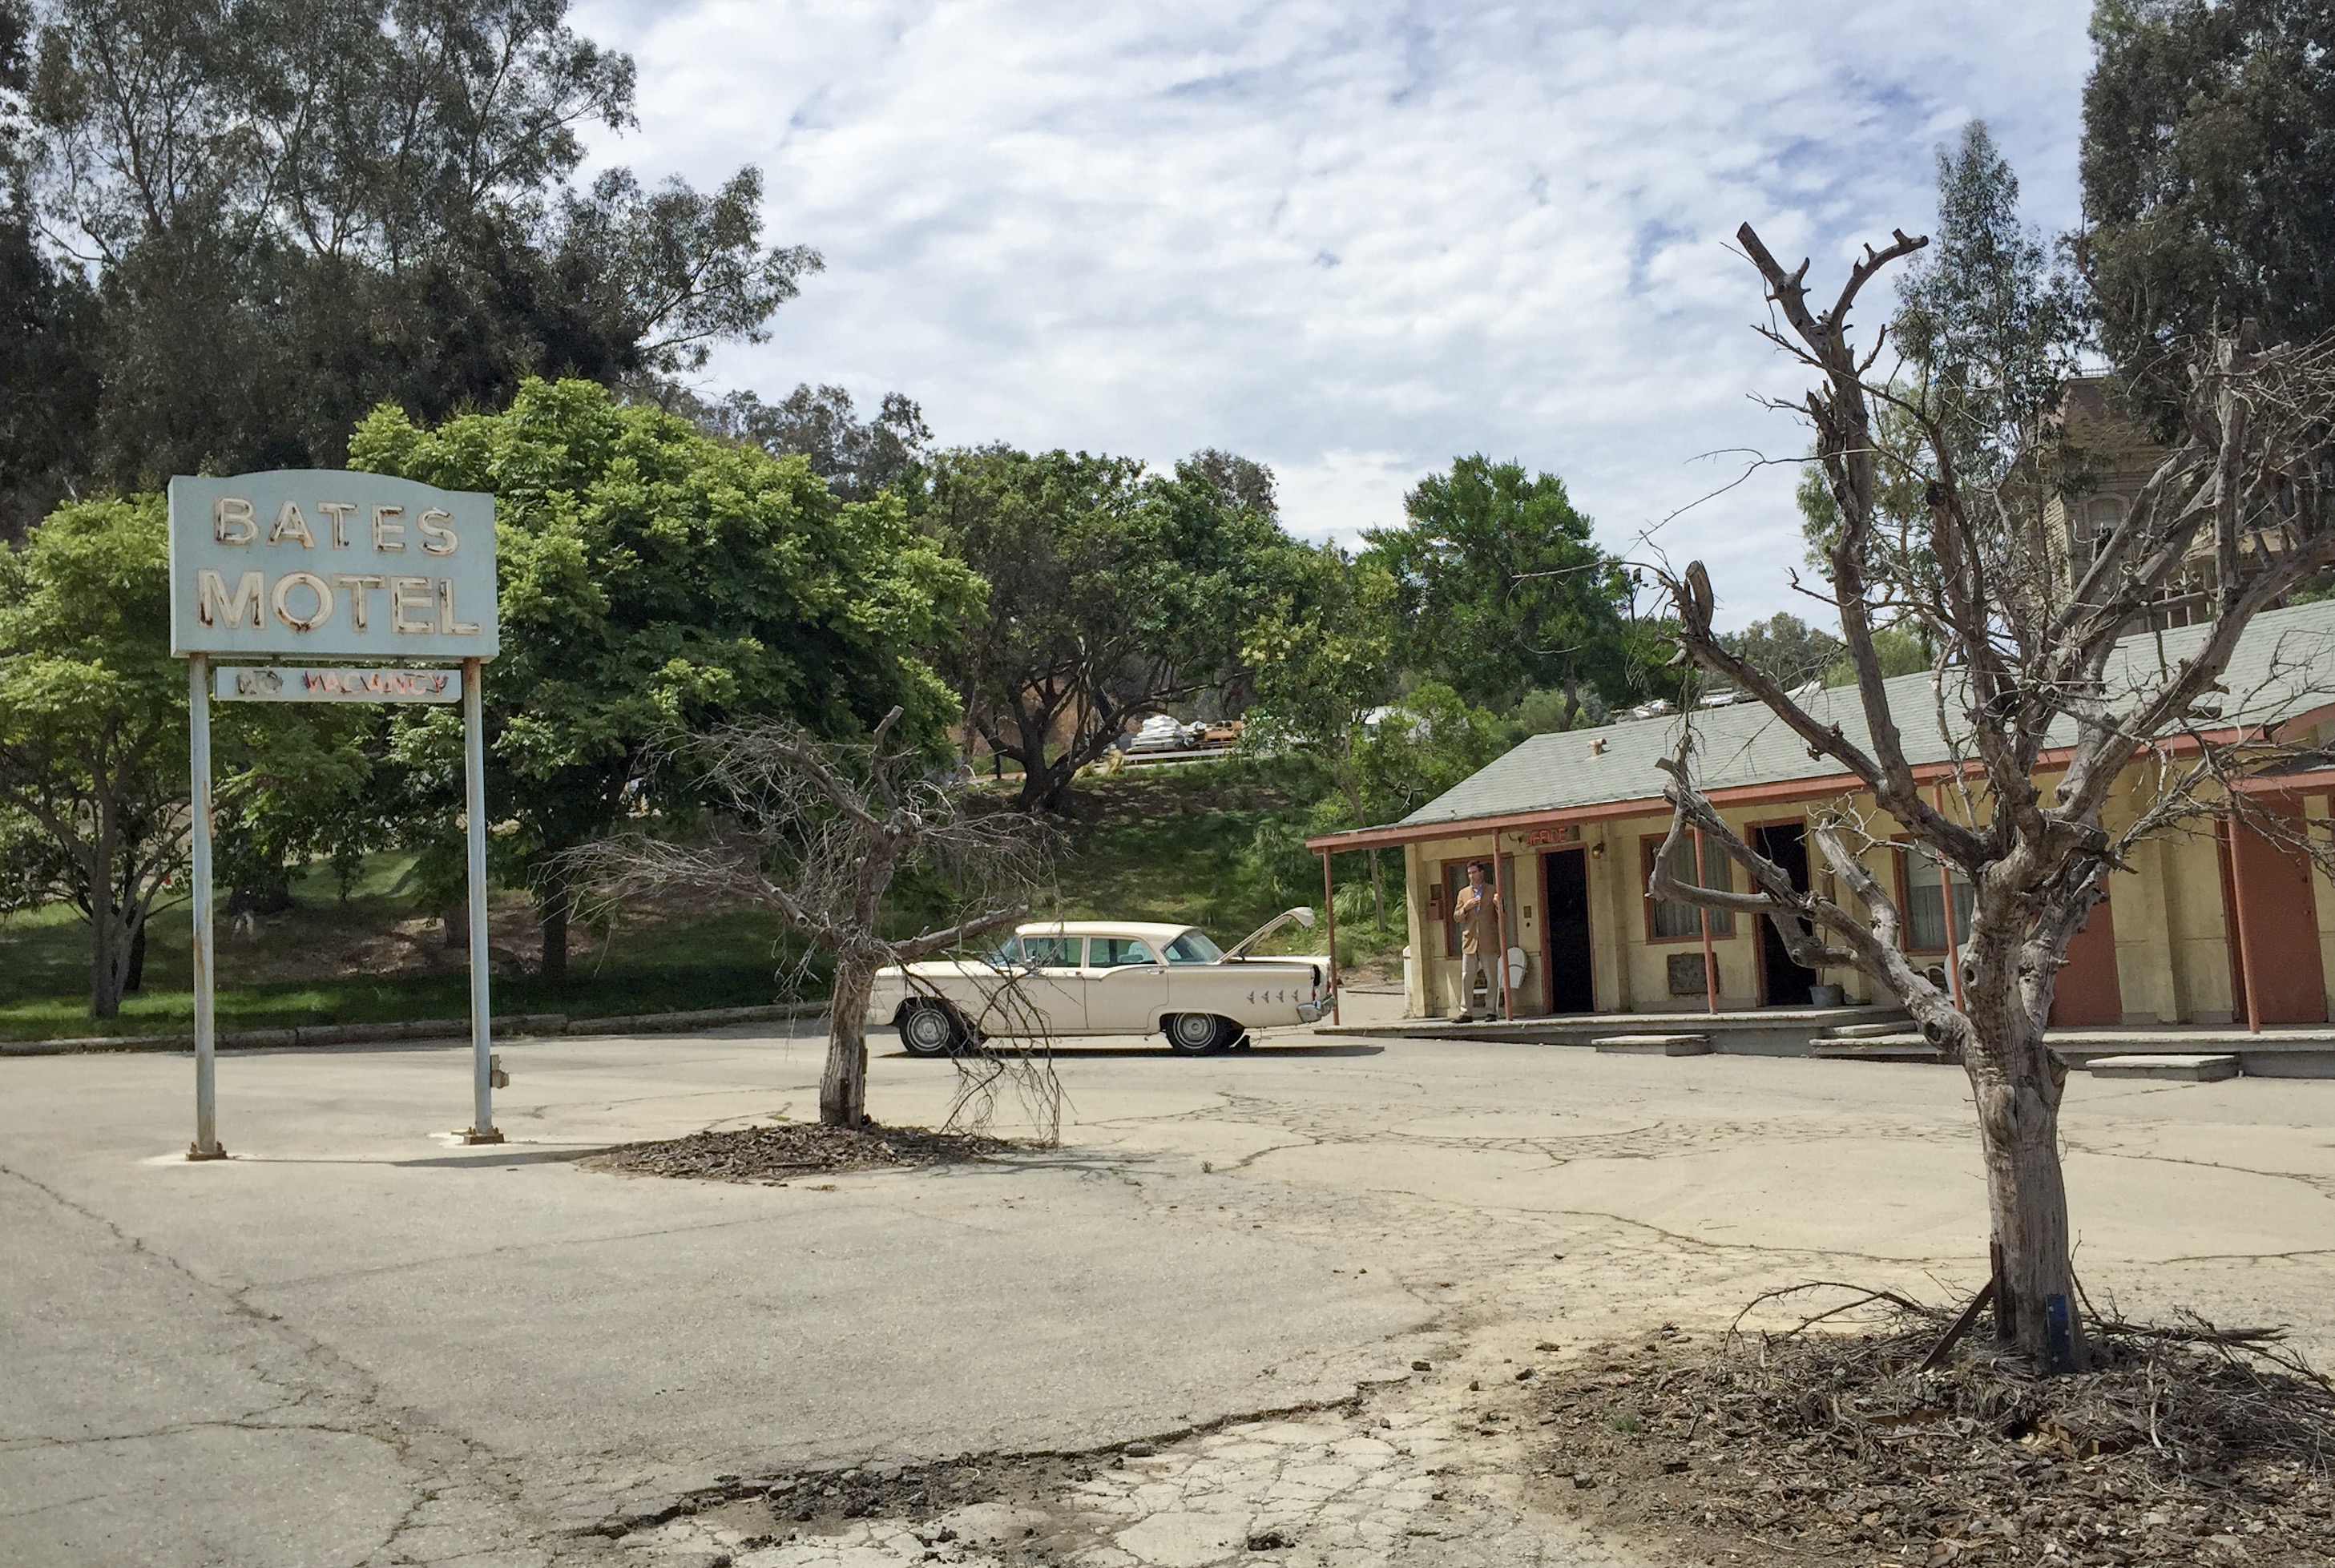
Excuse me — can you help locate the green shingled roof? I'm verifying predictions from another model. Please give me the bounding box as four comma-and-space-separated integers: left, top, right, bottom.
1389, 596, 2335, 831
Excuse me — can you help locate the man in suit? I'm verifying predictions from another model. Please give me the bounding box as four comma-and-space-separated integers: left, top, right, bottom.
1452, 861, 1502, 1022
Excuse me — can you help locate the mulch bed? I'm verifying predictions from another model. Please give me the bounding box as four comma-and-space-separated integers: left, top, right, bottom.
1530, 1297, 2335, 1567
582, 1121, 1019, 1182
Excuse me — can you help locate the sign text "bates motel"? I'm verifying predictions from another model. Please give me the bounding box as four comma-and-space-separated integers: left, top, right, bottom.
168, 471, 498, 660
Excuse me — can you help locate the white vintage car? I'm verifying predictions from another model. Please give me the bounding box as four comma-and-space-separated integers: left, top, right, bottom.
868, 909, 1334, 1056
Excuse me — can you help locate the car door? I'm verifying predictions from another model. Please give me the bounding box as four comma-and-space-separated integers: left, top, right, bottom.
1084, 936, 1167, 1032
990, 934, 1088, 1038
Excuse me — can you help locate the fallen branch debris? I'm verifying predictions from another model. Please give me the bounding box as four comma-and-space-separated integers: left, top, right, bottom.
1534, 1295, 2335, 1568
583, 1120, 1022, 1183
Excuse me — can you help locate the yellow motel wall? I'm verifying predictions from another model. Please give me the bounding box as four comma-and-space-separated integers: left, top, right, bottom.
1397, 770, 2333, 1025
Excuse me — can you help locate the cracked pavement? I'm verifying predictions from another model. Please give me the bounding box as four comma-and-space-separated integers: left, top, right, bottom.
4, 994, 2332, 1566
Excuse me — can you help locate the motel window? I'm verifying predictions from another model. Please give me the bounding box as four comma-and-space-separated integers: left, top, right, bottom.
1642, 834, 1734, 941
1901, 849, 1974, 953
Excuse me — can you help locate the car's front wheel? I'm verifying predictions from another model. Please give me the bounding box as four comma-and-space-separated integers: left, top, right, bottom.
1164, 1012, 1236, 1054
897, 999, 971, 1058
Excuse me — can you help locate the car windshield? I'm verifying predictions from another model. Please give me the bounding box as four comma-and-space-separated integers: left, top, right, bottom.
1163, 929, 1224, 965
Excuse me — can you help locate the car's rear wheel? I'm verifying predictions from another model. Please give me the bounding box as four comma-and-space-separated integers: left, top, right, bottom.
1165, 1012, 1235, 1054
898, 999, 970, 1058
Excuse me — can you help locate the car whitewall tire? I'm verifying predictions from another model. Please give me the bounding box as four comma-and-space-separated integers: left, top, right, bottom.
898, 999, 966, 1058
1165, 1012, 1232, 1054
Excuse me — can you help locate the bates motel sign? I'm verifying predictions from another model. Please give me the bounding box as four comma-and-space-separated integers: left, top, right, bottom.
168, 471, 498, 660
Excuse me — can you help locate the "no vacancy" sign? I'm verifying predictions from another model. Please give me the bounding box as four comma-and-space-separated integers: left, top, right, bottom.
167, 471, 498, 660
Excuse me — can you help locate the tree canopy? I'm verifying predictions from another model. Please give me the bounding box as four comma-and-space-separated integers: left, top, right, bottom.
2, 0, 813, 526
350, 377, 978, 979
1365, 455, 1658, 730
925, 445, 1297, 813
0, 494, 183, 1015
2083, 0, 2335, 388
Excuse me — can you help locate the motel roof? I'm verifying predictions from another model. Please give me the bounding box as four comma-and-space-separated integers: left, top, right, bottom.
1308, 596, 2335, 853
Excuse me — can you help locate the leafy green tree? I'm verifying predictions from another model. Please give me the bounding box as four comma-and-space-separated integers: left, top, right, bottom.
21, 0, 814, 488
0, 495, 183, 1017
1718, 612, 1843, 691
2083, 0, 2335, 393
1241, 544, 1400, 920
0, 0, 99, 541
1365, 456, 1649, 728
1896, 122, 2085, 478
1352, 682, 1514, 829
351, 377, 978, 982
927, 446, 1297, 814
680, 382, 932, 502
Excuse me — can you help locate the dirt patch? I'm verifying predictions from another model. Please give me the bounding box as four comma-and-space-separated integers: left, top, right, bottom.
1529, 1305, 2335, 1568
583, 1121, 1022, 1183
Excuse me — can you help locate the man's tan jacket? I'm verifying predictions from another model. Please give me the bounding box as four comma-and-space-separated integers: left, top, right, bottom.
1453, 885, 1500, 955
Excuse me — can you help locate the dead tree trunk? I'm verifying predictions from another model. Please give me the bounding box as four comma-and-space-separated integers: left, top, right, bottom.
563, 707, 1052, 1132
821, 953, 878, 1127
1647, 220, 2335, 1372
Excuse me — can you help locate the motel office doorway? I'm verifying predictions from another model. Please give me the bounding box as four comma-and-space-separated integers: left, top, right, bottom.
1751, 822, 1819, 1007
1542, 848, 1595, 1013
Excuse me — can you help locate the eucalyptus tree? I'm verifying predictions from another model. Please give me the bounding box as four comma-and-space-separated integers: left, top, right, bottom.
21, 0, 814, 486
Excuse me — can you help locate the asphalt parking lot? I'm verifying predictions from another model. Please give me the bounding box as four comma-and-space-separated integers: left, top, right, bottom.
6, 1002, 2332, 1566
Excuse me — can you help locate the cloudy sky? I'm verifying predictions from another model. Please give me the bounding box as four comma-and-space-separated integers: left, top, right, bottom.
572, 0, 2095, 628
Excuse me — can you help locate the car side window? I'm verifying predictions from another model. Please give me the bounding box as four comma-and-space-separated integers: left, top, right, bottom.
1021, 936, 1083, 969
1091, 938, 1156, 968
1163, 931, 1222, 965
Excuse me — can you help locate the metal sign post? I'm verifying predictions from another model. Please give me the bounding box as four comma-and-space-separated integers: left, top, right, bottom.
462, 656, 497, 1143
168, 472, 499, 1157
188, 653, 223, 1159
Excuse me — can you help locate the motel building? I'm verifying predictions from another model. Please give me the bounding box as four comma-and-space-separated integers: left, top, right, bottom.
1306, 597, 2335, 1058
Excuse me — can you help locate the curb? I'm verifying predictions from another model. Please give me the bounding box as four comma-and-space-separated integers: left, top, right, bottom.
0, 1002, 828, 1058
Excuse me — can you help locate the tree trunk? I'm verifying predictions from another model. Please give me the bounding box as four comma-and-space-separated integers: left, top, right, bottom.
443, 901, 468, 949
1022, 753, 1081, 816
821, 956, 877, 1127
124, 921, 147, 994
1338, 776, 1383, 928
89, 812, 119, 1019
1966, 1015, 2086, 1372
539, 883, 570, 986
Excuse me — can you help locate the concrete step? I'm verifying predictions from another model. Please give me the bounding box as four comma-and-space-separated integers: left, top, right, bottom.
1824, 1022, 1910, 1040
1593, 1034, 1713, 1056
1811, 1038, 1949, 1063
2086, 1053, 2241, 1082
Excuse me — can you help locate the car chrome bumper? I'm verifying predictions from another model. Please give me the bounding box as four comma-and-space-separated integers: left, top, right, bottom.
1297, 997, 1334, 1024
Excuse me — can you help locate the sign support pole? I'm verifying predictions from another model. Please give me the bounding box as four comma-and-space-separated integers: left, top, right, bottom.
461, 655, 501, 1144
188, 653, 225, 1160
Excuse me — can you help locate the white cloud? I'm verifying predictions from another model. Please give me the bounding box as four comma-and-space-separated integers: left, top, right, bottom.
573, 0, 2092, 628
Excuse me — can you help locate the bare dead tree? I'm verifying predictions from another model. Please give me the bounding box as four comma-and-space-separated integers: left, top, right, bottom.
1649, 222, 2335, 1373
563, 708, 1055, 1127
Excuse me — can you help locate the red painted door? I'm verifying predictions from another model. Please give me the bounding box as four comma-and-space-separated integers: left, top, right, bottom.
2048, 893, 2123, 1027
2226, 807, 2329, 1026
